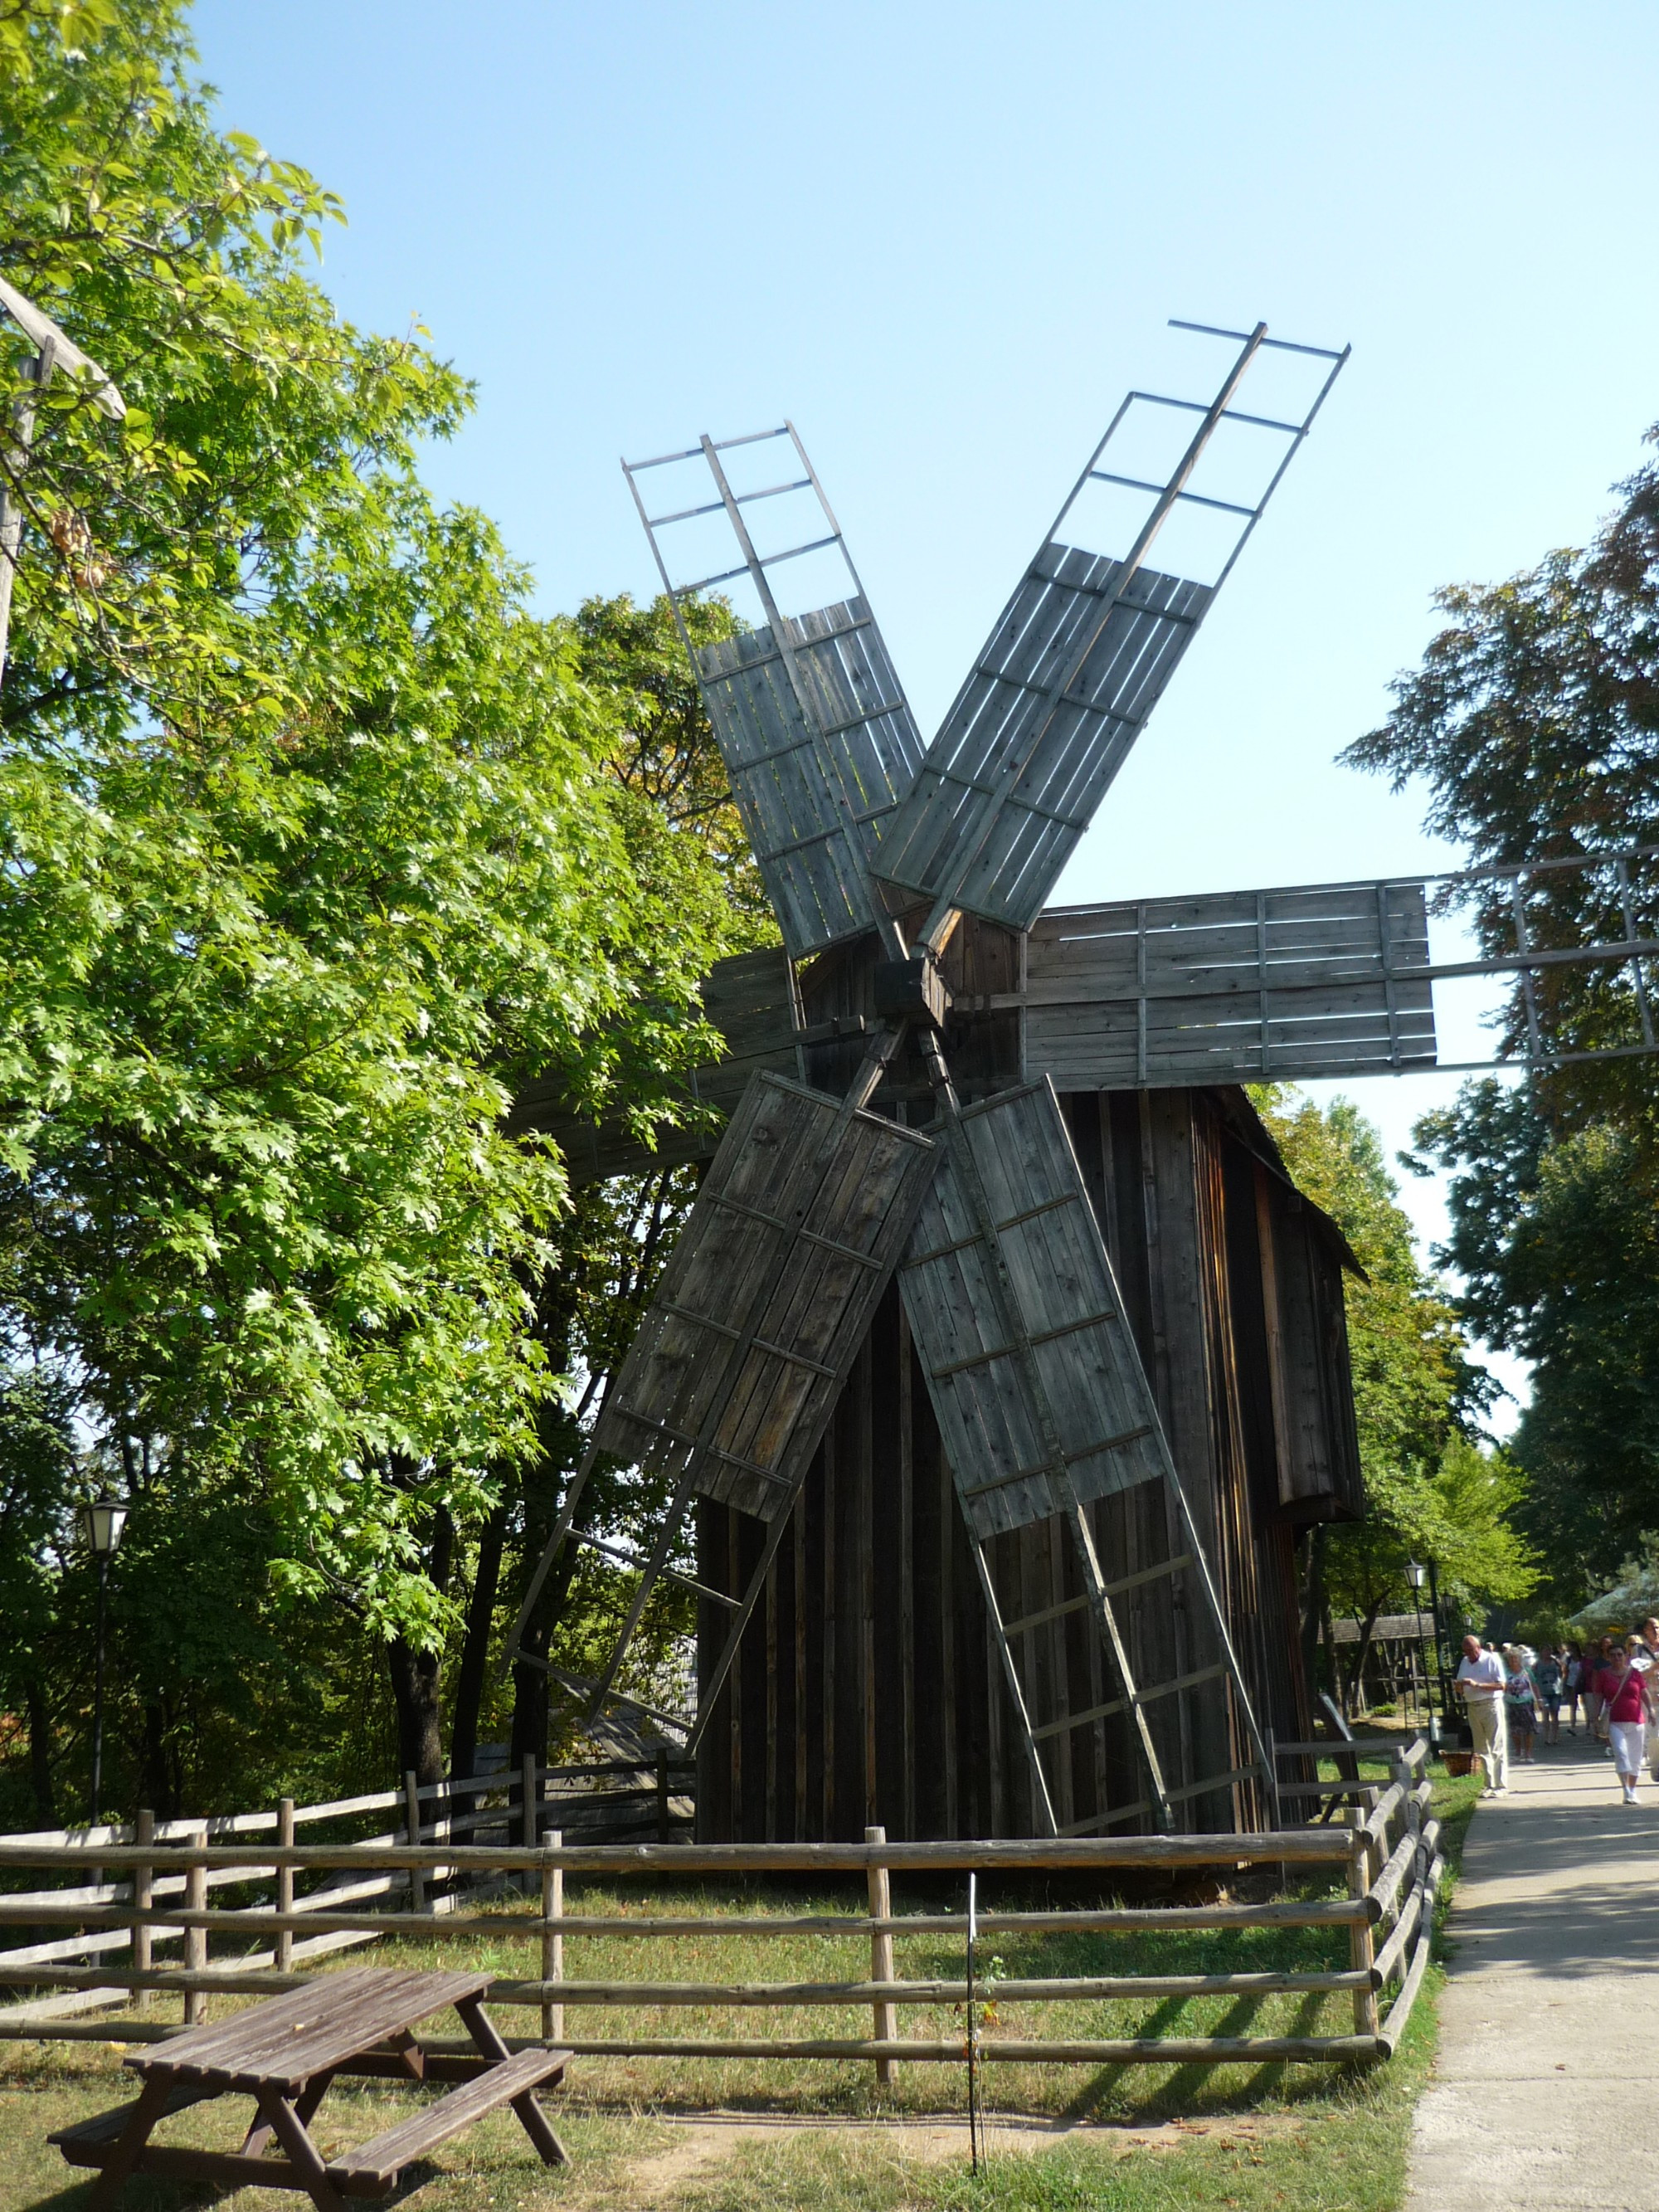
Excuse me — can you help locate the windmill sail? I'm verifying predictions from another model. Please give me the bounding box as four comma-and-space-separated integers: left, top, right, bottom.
505, 1069, 936, 1733
1023, 878, 1437, 1086
625, 426, 923, 958
878, 324, 1350, 937
898, 1078, 1271, 1833
596, 1070, 934, 1520
879, 548, 1214, 934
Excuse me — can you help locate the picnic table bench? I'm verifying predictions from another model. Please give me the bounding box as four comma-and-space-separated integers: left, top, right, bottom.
50, 1966, 571, 2210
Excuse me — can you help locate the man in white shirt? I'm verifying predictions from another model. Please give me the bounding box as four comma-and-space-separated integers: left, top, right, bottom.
1456, 1635, 1509, 1794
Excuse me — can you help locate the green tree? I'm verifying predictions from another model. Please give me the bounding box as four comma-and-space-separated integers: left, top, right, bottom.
1253, 1089, 1533, 1686
1408, 1088, 1659, 1602
0, 0, 747, 1811
1342, 421, 1659, 1139
1350, 421, 1659, 1607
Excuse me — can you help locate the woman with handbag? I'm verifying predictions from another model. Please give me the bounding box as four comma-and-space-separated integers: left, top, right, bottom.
1603, 1640, 1647, 1805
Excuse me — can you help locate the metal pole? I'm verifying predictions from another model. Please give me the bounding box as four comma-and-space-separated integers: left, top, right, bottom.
1409, 1591, 1429, 1742
90, 1552, 108, 1825
1427, 1559, 1448, 1737
0, 341, 51, 693
966, 1872, 980, 2173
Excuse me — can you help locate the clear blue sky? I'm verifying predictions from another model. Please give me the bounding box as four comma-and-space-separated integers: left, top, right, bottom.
193, 0, 1659, 1425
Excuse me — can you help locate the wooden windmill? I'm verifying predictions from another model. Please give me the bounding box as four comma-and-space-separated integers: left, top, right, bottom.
508, 319, 1361, 1836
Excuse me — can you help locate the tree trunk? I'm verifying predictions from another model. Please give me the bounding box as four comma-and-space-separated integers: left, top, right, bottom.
508, 1433, 591, 1771
386, 1508, 455, 1788
138, 1698, 180, 1821
388, 1636, 445, 1786
23, 1676, 55, 1825
1350, 1597, 1386, 1719
450, 1504, 508, 1782
1298, 1525, 1327, 1708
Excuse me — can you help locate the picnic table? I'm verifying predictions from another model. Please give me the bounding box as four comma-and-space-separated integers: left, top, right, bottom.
50, 1966, 571, 2210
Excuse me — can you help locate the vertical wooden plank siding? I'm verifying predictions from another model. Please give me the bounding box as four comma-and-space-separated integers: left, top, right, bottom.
939, 1403, 959, 1835
690, 1066, 1356, 1839
774, 1530, 787, 1840
898, 1301, 917, 1839
794, 1491, 810, 1841
859, 1341, 878, 1830
734, 1513, 747, 1840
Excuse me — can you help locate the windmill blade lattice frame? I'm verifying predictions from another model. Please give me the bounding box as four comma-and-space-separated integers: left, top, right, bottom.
878, 321, 1350, 942
502, 1059, 934, 1727
623, 425, 923, 960
899, 1077, 1272, 1833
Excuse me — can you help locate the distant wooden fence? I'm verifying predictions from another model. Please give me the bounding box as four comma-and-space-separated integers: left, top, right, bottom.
0, 1752, 692, 2033
0, 1739, 1439, 2072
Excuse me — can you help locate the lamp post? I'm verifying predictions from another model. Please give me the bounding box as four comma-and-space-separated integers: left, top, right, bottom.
83, 1498, 129, 1824
1405, 1557, 1438, 1751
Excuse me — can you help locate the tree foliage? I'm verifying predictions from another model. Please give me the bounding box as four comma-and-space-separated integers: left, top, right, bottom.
1408, 1085, 1659, 1601
1345, 421, 1659, 1133
1254, 1089, 1534, 1628
1348, 422, 1659, 1607
0, 0, 743, 1675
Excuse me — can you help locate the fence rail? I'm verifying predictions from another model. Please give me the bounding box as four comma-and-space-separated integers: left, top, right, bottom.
0, 1738, 1439, 2072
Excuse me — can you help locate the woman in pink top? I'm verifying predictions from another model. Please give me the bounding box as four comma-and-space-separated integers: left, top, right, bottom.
1604, 1643, 1647, 1804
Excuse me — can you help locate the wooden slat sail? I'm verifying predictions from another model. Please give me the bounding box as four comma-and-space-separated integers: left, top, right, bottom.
898, 1079, 1271, 1834
693, 598, 924, 957
1023, 880, 1436, 1085
508, 877, 1438, 1195
877, 546, 1213, 932
504, 1068, 936, 1745
622, 423, 923, 962
900, 1079, 1170, 1541
597, 1071, 936, 1521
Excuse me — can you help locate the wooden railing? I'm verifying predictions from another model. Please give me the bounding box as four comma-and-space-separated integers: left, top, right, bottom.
0, 1754, 693, 2031
0, 1739, 1439, 2071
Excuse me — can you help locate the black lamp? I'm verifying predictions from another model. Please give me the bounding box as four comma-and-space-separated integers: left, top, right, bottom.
1403, 1558, 1438, 1747
83, 1498, 129, 1823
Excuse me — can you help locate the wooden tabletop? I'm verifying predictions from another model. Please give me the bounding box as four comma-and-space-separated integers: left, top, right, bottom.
129, 1969, 492, 2097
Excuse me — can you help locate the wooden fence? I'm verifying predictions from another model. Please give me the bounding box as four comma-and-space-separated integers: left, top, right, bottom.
0, 1753, 692, 2033
0, 1739, 1439, 2072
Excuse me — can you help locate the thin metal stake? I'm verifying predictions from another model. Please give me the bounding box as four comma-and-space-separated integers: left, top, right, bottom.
966, 1871, 980, 2174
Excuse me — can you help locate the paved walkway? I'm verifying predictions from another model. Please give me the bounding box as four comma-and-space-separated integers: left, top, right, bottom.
1408, 1731, 1659, 2210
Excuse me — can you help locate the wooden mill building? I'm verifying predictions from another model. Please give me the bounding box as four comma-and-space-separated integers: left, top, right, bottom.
516, 908, 1365, 1843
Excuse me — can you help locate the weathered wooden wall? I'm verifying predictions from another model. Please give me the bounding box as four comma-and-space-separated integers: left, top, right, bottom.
694, 1079, 1363, 1843
505, 911, 1364, 1843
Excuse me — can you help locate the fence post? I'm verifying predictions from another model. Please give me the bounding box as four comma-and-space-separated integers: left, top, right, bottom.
1343, 1808, 1379, 2042
404, 1771, 426, 1916
182, 1821, 207, 2026
541, 1829, 562, 2048
657, 1750, 670, 1843
132, 1809, 153, 2013
275, 1798, 295, 1972
1394, 1747, 1424, 1973
865, 1825, 897, 2088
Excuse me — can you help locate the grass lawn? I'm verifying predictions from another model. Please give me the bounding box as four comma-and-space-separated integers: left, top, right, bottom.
0, 1768, 1481, 2212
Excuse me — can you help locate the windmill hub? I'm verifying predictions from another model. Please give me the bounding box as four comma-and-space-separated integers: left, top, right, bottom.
872, 954, 951, 1028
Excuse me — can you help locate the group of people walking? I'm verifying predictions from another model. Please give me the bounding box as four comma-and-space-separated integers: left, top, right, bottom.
1457, 1623, 1659, 1804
